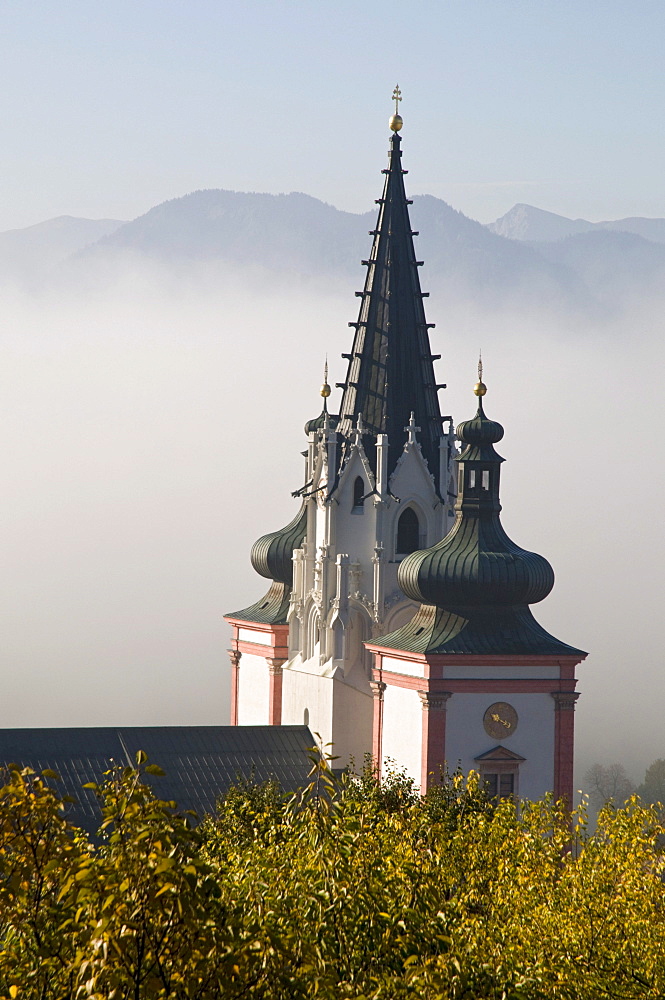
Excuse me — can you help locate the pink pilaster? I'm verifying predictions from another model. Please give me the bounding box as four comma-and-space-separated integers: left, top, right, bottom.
228, 649, 241, 726
370, 680, 386, 776
552, 692, 579, 807
267, 659, 286, 725
419, 691, 451, 792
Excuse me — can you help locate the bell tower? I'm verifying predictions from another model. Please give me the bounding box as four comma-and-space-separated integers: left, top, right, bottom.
366, 372, 587, 803
225, 95, 586, 800
225, 93, 457, 766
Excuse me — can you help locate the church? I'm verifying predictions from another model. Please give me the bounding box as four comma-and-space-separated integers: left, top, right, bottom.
225, 94, 587, 804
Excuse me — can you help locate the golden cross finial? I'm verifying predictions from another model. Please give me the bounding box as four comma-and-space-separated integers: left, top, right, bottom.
389, 85, 404, 132
474, 350, 487, 397
320, 355, 331, 399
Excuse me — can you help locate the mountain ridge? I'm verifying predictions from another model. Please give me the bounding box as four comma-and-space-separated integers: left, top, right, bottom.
2, 193, 664, 316
488, 202, 665, 244
0, 215, 125, 277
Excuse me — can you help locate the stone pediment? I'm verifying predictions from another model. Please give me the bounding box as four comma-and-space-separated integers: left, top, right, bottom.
474, 745, 526, 763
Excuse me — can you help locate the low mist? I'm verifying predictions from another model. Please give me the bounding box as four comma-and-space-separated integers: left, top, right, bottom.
0, 256, 662, 787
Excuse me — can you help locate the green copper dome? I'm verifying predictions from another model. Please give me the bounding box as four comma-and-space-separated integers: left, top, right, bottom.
456, 398, 504, 450
397, 395, 554, 609
304, 409, 338, 436
250, 504, 307, 587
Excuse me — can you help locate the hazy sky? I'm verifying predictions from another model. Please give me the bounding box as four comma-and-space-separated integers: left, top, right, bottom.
2, 1, 665, 229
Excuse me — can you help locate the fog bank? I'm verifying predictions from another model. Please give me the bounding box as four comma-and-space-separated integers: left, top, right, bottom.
0, 260, 662, 785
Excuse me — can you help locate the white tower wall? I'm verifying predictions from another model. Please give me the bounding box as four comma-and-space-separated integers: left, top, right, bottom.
283, 420, 457, 766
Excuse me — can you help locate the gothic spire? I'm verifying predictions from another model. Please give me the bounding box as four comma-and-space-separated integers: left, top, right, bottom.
336, 94, 445, 491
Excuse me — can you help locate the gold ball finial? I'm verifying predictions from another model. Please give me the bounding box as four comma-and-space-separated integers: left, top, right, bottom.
320, 357, 331, 399
390, 84, 403, 131
474, 350, 487, 395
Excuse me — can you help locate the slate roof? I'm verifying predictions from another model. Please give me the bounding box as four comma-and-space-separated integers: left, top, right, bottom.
336, 131, 445, 492
0, 725, 316, 833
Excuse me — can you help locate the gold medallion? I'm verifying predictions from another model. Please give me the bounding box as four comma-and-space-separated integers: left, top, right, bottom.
483, 702, 518, 740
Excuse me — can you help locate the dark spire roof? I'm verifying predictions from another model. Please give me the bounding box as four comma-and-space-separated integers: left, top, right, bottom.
336, 131, 445, 490
375, 386, 586, 657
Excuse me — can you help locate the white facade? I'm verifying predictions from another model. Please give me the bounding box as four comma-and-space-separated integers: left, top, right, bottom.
281, 414, 457, 767
236, 651, 271, 725
381, 684, 423, 783
444, 691, 556, 801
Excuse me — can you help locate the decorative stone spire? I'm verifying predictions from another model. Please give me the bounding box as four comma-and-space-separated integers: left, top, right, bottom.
336, 89, 445, 493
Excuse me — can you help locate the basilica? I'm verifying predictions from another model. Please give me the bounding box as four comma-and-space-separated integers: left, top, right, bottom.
225, 97, 586, 804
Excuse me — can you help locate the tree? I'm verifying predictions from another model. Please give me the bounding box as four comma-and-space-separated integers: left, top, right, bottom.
0, 755, 664, 998
584, 761, 635, 809
637, 757, 665, 805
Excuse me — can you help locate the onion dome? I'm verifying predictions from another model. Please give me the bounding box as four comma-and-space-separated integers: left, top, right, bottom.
377, 377, 586, 657
304, 406, 339, 436
398, 385, 553, 609
456, 393, 504, 453
251, 504, 307, 587
226, 504, 307, 626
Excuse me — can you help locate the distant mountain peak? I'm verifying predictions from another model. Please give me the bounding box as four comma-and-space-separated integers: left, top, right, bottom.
488, 203, 665, 246
487, 204, 594, 242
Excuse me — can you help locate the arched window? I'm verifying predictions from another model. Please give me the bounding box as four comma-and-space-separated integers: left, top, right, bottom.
352, 476, 365, 512
305, 607, 320, 660
396, 507, 421, 555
